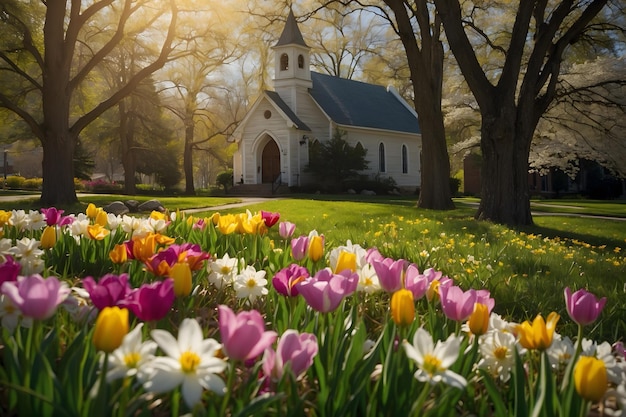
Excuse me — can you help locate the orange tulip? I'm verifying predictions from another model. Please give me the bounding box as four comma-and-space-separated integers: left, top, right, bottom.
516, 312, 560, 350
109, 244, 128, 264
467, 303, 490, 336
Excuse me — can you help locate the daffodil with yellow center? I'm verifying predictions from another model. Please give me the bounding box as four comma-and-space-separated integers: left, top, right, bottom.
105, 323, 157, 383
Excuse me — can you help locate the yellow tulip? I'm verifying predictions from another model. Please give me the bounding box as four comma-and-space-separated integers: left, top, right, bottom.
87, 224, 110, 240
467, 303, 490, 336
40, 225, 57, 249
574, 356, 608, 402
86, 203, 99, 220
0, 210, 12, 227
95, 209, 108, 227
109, 243, 128, 264
516, 312, 560, 350
150, 211, 166, 221
93, 307, 129, 353
334, 251, 357, 273
154, 233, 175, 246
390, 289, 415, 327
170, 262, 193, 297
308, 235, 324, 262
132, 234, 157, 262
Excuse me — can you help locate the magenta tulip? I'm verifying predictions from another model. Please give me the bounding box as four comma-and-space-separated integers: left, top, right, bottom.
263, 329, 318, 380
0, 255, 21, 289
290, 236, 309, 261
295, 268, 358, 313
564, 287, 607, 326
41, 207, 72, 226
404, 263, 429, 299
371, 257, 406, 293
261, 211, 281, 228
2, 274, 70, 320
439, 285, 477, 322
272, 264, 310, 297
218, 305, 277, 361
279, 221, 296, 239
82, 273, 132, 310
120, 279, 175, 321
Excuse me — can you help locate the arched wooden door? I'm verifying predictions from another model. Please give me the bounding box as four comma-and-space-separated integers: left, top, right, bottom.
261, 140, 281, 183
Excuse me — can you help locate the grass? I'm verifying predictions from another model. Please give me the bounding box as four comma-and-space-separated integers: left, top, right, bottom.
2, 192, 624, 340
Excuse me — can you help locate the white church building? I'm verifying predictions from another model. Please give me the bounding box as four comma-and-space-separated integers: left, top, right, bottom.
230, 10, 421, 191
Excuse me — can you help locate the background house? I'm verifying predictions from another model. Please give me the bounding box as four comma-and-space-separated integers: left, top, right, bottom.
230, 10, 421, 193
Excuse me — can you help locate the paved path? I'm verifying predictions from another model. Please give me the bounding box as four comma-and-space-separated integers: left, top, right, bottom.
183, 197, 279, 214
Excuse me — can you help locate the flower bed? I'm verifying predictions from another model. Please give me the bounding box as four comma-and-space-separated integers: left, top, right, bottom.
0, 204, 624, 416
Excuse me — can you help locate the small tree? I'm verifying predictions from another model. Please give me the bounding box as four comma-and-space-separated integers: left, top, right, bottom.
307, 129, 368, 188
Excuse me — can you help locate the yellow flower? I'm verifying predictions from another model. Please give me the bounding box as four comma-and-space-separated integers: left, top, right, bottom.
95, 209, 108, 227
150, 211, 166, 221
132, 234, 157, 262
390, 289, 415, 327
154, 233, 175, 246
334, 251, 357, 273
467, 303, 489, 336
87, 224, 110, 240
93, 307, 129, 353
0, 210, 12, 227
109, 244, 128, 264
86, 203, 99, 220
217, 214, 237, 234
516, 312, 560, 350
574, 356, 608, 402
40, 226, 57, 249
308, 234, 324, 262
170, 262, 193, 297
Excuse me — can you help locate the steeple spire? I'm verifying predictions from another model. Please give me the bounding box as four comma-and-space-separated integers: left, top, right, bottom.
275, 9, 307, 47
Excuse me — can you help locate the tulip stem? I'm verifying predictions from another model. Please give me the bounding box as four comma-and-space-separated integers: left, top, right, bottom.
219, 361, 236, 416
95, 353, 109, 417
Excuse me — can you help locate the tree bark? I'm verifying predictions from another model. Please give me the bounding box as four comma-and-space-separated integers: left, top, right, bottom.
183, 121, 195, 195
119, 99, 137, 195
40, 136, 77, 206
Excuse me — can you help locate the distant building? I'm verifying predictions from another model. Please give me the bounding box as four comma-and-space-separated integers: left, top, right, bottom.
230, 10, 421, 191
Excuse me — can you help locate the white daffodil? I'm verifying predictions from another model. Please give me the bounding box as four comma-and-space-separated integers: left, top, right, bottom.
143, 318, 227, 409
402, 327, 467, 389
207, 253, 238, 289
233, 265, 268, 303
547, 335, 574, 373
0, 238, 13, 254
357, 263, 381, 294
9, 210, 29, 230
477, 330, 522, 382
106, 323, 157, 382
26, 210, 46, 231
7, 237, 43, 261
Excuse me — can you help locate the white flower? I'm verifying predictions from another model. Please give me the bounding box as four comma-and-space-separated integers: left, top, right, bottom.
26, 210, 46, 231
0, 239, 13, 254
143, 318, 226, 408
328, 240, 368, 271
69, 217, 90, 238
207, 253, 238, 289
9, 210, 29, 230
7, 237, 43, 261
0, 294, 32, 333
106, 323, 157, 382
478, 330, 521, 382
547, 335, 575, 372
403, 327, 467, 389
106, 214, 122, 233
357, 264, 381, 294
148, 217, 168, 234
233, 265, 268, 302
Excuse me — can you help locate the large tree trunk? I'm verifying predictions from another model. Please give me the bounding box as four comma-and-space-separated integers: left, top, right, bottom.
183, 122, 195, 195
476, 111, 533, 226
40, 136, 77, 206
119, 100, 137, 195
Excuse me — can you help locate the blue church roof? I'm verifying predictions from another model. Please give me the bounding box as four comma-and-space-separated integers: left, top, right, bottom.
265, 91, 311, 131
309, 72, 421, 135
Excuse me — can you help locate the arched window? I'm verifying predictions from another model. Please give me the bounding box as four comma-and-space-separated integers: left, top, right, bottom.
402, 144, 408, 174
280, 53, 289, 71
298, 54, 304, 69
378, 142, 386, 173
355, 142, 364, 153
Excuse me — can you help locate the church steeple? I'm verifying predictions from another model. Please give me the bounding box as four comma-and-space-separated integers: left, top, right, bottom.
272, 9, 312, 108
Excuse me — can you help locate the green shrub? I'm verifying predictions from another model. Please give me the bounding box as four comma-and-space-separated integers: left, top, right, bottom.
22, 178, 42, 190
5, 175, 25, 189
216, 170, 234, 192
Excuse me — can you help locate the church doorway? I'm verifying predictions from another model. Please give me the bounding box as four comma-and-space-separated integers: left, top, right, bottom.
261, 140, 281, 183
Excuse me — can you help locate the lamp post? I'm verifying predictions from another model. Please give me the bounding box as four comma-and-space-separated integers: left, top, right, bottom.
3, 149, 7, 189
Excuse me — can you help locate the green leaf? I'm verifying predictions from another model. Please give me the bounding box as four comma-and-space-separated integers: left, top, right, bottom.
513, 349, 528, 417
477, 369, 508, 416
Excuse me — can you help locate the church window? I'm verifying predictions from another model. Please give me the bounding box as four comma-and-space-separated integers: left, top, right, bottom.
378, 143, 386, 173
402, 144, 408, 174
280, 53, 289, 71
298, 54, 304, 69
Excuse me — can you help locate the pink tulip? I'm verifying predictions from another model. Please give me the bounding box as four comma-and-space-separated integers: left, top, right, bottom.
0, 255, 21, 289
263, 329, 318, 380
371, 257, 406, 293
564, 287, 607, 326
279, 221, 296, 239
272, 264, 309, 297
218, 305, 277, 361
120, 279, 175, 322
439, 285, 477, 322
41, 207, 72, 226
261, 211, 280, 228
82, 273, 132, 310
295, 268, 358, 313
365, 247, 384, 263
404, 263, 429, 299
475, 289, 495, 313
2, 274, 70, 320
290, 236, 309, 261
